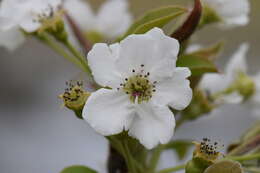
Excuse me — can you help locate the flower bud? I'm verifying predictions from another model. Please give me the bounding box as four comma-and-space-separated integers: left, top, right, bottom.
234, 72, 255, 101
199, 5, 221, 28
59, 81, 90, 119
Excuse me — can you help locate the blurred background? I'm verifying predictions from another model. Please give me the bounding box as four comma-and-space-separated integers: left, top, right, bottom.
0, 0, 259, 173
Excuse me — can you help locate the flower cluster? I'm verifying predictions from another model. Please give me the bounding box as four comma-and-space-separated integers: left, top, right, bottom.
1, 0, 259, 173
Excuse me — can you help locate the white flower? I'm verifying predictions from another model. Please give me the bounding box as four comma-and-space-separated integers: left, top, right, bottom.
82, 28, 192, 149
202, 0, 250, 28
64, 0, 133, 39
0, 26, 25, 51
0, 0, 62, 33
200, 43, 249, 104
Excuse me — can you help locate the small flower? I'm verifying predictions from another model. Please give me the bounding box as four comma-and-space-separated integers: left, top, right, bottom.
64, 0, 133, 40
0, 26, 25, 51
200, 43, 255, 104
0, 0, 63, 33
202, 0, 250, 28
82, 28, 192, 149
59, 80, 90, 119
186, 138, 224, 173
193, 138, 222, 162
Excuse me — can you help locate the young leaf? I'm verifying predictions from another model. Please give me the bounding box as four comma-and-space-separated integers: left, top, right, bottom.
119, 6, 187, 40
204, 160, 243, 173
189, 42, 224, 61
60, 165, 97, 173
177, 54, 218, 76
165, 140, 193, 160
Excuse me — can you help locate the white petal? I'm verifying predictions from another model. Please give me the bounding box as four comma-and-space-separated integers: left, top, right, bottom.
116, 28, 179, 79
216, 92, 243, 104
64, 0, 95, 31
87, 43, 122, 88
96, 0, 133, 38
0, 26, 25, 51
153, 67, 192, 110
128, 102, 175, 149
83, 88, 134, 136
19, 14, 41, 32
199, 73, 231, 94
204, 0, 250, 28
226, 43, 249, 77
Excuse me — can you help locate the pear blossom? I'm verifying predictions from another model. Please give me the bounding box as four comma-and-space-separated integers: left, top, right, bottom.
200, 43, 260, 118
0, 0, 62, 33
200, 43, 250, 104
202, 0, 250, 28
82, 28, 192, 149
64, 0, 133, 39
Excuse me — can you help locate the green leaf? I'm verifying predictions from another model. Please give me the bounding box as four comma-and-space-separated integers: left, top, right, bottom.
60, 165, 97, 173
165, 140, 193, 160
189, 42, 224, 61
119, 6, 187, 40
204, 160, 243, 173
177, 54, 218, 76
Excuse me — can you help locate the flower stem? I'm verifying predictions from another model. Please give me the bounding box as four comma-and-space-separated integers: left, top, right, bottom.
38, 33, 86, 72
123, 140, 138, 173
149, 145, 164, 172
157, 164, 186, 173
226, 153, 260, 162
64, 40, 92, 75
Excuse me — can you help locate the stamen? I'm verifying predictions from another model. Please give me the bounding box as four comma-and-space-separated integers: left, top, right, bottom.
117, 65, 157, 104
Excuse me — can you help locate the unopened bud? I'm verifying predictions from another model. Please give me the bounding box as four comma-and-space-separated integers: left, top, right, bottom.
199, 5, 221, 28
235, 72, 255, 101
59, 80, 90, 119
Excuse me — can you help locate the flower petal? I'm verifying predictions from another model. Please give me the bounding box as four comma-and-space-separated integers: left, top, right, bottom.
199, 73, 230, 94
115, 28, 179, 79
152, 67, 192, 110
0, 26, 25, 51
96, 0, 133, 38
83, 88, 134, 136
87, 43, 122, 88
226, 43, 249, 77
204, 0, 250, 28
128, 102, 175, 149
64, 0, 95, 31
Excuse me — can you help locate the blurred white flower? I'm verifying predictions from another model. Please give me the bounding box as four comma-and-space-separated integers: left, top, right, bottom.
200, 43, 249, 104
0, 26, 25, 51
82, 28, 192, 149
203, 0, 250, 28
0, 0, 62, 33
64, 0, 133, 39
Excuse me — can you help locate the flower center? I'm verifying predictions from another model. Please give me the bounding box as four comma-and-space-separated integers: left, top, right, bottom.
117, 64, 157, 104
194, 138, 222, 162
59, 80, 90, 111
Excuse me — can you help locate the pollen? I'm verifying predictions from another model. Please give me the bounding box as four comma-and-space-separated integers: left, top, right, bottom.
193, 138, 223, 162
33, 6, 65, 34
118, 65, 157, 104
